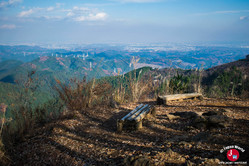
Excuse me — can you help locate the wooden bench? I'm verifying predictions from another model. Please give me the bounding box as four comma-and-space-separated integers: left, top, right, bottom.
157, 93, 203, 105
117, 104, 156, 132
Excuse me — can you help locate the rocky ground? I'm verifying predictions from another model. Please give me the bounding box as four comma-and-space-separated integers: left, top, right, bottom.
9, 98, 249, 166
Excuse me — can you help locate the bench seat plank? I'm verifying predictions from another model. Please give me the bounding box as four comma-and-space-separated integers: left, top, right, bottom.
117, 104, 155, 132
127, 104, 148, 121
134, 105, 151, 122
157, 93, 203, 105
121, 104, 143, 121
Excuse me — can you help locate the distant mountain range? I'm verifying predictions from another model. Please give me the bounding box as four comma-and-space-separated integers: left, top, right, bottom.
1, 44, 249, 70
0, 44, 248, 107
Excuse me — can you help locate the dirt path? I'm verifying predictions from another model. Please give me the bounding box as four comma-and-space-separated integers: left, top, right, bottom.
10, 98, 249, 165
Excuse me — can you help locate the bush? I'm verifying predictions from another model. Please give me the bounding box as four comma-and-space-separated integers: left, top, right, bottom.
55, 77, 112, 111
128, 69, 151, 102
169, 72, 191, 94
0, 71, 65, 165
207, 67, 243, 97
0, 103, 10, 165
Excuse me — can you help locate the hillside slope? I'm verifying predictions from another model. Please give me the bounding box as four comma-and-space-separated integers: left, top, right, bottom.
9, 98, 249, 165
0, 55, 133, 84
204, 55, 249, 76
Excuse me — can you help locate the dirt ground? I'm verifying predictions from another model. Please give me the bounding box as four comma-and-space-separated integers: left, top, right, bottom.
10, 98, 249, 166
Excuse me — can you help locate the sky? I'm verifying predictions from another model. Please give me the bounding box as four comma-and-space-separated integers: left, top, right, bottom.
0, 0, 249, 45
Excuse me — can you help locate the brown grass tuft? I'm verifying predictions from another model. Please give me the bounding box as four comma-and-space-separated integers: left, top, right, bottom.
55, 77, 112, 111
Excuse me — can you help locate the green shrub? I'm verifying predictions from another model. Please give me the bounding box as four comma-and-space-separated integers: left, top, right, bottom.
206, 67, 243, 97
169, 72, 191, 94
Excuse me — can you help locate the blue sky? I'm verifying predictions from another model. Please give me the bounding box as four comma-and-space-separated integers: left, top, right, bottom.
0, 0, 249, 44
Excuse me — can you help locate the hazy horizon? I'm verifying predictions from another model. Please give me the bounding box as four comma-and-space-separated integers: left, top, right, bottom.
0, 0, 249, 45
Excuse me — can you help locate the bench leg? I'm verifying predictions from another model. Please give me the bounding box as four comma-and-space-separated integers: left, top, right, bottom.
151, 107, 156, 117
117, 120, 123, 132
136, 121, 143, 130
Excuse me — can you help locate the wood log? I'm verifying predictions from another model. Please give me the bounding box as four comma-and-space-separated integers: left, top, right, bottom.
134, 105, 151, 122
157, 93, 203, 105
121, 104, 144, 121
117, 119, 123, 132
117, 104, 144, 132
127, 104, 148, 121
136, 121, 143, 130
117, 104, 155, 131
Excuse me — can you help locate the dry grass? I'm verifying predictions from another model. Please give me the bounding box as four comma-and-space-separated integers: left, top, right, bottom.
0, 103, 11, 165
113, 83, 126, 104
128, 70, 152, 102
55, 78, 112, 111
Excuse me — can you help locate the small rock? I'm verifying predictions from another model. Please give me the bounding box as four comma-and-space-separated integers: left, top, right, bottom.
193, 115, 207, 123
192, 112, 231, 129
219, 108, 231, 113
165, 148, 175, 156
184, 160, 195, 166
207, 115, 225, 123
192, 115, 207, 129
172, 111, 198, 119
166, 114, 179, 121
206, 115, 230, 128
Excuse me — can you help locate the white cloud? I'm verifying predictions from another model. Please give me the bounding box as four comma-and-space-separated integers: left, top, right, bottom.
67, 6, 108, 22
18, 3, 63, 18
89, 12, 107, 20
0, 24, 16, 29
9, 0, 21, 4
18, 9, 35, 17
74, 16, 86, 22
67, 12, 74, 17
194, 10, 249, 16
72, 6, 91, 12
74, 12, 107, 22
240, 16, 249, 20
42, 15, 62, 20
17, 5, 108, 22
0, 0, 22, 8
47, 7, 54, 11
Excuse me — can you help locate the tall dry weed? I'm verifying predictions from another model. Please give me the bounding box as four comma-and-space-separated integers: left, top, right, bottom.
0, 103, 11, 165
55, 77, 112, 111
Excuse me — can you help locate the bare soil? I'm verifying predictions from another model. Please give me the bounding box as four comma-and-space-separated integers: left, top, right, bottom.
10, 98, 249, 166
